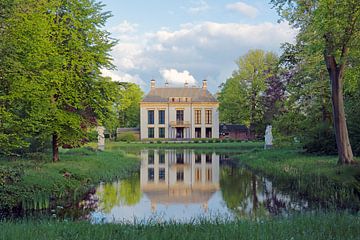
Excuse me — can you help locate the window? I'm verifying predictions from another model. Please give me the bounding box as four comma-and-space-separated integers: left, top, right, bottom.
176, 169, 184, 182
158, 110, 165, 124
148, 151, 154, 164
195, 168, 201, 182
206, 127, 212, 138
176, 152, 184, 164
148, 128, 154, 138
195, 154, 201, 164
205, 110, 212, 124
159, 128, 165, 138
176, 110, 184, 122
195, 110, 201, 124
206, 168, 212, 182
195, 128, 201, 138
159, 152, 165, 164
148, 110, 154, 124
159, 168, 165, 181
148, 168, 154, 181
206, 154, 212, 163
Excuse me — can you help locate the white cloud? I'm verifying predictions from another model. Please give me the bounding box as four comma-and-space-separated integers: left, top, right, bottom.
226, 2, 259, 18
110, 20, 138, 34
160, 69, 197, 86
188, 0, 209, 14
101, 69, 145, 86
107, 20, 297, 91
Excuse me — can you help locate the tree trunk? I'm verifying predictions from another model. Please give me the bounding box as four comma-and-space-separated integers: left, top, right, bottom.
52, 133, 59, 162
325, 55, 354, 164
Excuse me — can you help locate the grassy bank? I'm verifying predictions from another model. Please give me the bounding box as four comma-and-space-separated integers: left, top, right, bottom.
103, 140, 263, 152
236, 148, 360, 209
0, 148, 139, 212
0, 212, 359, 240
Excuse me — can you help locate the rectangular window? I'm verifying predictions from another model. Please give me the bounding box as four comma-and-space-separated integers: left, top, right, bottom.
176, 169, 184, 182
206, 168, 212, 182
195, 128, 201, 138
148, 127, 154, 138
195, 154, 201, 164
176, 110, 184, 122
159, 152, 165, 164
176, 152, 184, 164
159, 168, 165, 181
206, 127, 212, 138
206, 154, 212, 163
159, 128, 165, 138
148, 151, 154, 164
195, 168, 201, 182
195, 110, 201, 124
158, 110, 165, 124
148, 110, 154, 124
148, 168, 154, 182
205, 110, 212, 124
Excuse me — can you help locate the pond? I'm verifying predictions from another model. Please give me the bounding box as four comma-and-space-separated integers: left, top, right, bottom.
78, 148, 310, 223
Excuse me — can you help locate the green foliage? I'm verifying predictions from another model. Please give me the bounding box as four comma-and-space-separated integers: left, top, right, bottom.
117, 132, 137, 142
303, 123, 337, 155
1, 213, 360, 240
218, 49, 280, 135
0, 0, 117, 157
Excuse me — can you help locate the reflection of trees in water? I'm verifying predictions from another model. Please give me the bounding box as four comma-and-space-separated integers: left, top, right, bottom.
220, 166, 265, 218
220, 166, 308, 218
97, 173, 141, 213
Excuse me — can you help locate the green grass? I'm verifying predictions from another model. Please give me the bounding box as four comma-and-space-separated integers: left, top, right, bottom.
0, 212, 359, 240
236, 148, 360, 209
0, 147, 139, 211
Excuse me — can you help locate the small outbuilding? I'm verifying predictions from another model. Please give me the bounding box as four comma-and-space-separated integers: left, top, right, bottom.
219, 124, 252, 140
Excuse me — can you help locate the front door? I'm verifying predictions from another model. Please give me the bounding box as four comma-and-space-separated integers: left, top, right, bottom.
176, 128, 184, 139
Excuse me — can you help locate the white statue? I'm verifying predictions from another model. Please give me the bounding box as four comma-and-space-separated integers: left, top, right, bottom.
97, 126, 105, 151
264, 125, 273, 149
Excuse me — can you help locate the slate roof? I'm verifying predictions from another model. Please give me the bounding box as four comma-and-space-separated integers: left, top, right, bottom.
142, 87, 217, 102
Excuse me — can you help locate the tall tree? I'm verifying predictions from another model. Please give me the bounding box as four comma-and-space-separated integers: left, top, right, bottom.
0, 0, 116, 161
271, 0, 359, 164
218, 49, 278, 135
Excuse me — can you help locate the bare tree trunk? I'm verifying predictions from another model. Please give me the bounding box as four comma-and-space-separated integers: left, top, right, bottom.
325, 55, 354, 164
52, 133, 59, 162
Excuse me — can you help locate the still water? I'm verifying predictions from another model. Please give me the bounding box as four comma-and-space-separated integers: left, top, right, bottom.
82, 149, 309, 223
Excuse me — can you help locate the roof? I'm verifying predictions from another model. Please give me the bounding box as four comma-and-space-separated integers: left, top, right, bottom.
220, 124, 248, 132
142, 87, 217, 102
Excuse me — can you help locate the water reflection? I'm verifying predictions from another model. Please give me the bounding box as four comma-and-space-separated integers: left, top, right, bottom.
89, 149, 309, 223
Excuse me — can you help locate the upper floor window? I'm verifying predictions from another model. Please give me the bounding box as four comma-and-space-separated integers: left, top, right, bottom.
148, 110, 154, 124
195, 110, 201, 124
159, 110, 165, 124
205, 110, 212, 124
176, 110, 184, 122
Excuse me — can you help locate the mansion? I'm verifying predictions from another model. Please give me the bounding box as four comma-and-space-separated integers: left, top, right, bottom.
140, 79, 219, 139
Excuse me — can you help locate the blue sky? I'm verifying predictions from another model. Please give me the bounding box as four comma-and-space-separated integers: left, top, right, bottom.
100, 0, 296, 92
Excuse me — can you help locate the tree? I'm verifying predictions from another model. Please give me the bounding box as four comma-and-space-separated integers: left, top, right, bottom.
115, 83, 143, 128
0, 0, 116, 161
271, 0, 360, 164
218, 49, 279, 135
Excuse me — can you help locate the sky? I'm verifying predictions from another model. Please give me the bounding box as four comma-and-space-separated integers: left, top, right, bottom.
100, 0, 297, 93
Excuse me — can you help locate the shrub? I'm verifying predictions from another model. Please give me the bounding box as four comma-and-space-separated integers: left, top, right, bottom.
117, 132, 137, 142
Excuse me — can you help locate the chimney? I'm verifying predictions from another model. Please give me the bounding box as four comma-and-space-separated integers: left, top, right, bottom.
150, 79, 155, 89
165, 80, 168, 87
202, 79, 207, 90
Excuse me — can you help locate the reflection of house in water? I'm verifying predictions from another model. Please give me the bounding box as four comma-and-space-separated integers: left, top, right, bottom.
140, 149, 220, 211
